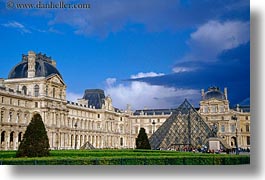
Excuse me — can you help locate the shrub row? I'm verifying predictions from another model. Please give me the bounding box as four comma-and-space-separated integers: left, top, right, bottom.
1, 150, 216, 159
0, 155, 250, 165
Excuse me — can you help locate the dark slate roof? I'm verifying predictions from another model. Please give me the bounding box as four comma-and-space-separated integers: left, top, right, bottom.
82, 89, 105, 109
203, 87, 225, 100
8, 53, 62, 79
133, 109, 175, 116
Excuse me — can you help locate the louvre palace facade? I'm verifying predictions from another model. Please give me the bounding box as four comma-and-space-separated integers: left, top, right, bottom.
0, 51, 251, 151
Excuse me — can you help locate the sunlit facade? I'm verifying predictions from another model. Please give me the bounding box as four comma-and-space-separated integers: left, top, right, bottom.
0, 51, 250, 151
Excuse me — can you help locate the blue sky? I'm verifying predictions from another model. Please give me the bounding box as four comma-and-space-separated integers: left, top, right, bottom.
0, 0, 250, 110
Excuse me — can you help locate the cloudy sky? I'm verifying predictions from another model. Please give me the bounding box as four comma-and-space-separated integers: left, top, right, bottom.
0, 0, 250, 110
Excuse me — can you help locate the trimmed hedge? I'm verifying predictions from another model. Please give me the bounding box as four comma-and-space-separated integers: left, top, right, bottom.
0, 156, 250, 165
0, 150, 250, 165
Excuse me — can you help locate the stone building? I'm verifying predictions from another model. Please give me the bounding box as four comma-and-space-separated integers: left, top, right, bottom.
199, 87, 251, 150
0, 51, 251, 151
0, 51, 134, 150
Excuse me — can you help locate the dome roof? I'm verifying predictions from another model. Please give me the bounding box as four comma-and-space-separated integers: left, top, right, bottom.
8, 53, 62, 79
203, 87, 225, 100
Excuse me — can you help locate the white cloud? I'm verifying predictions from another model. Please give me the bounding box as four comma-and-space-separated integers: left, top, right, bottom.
66, 91, 83, 102
172, 67, 195, 73
45, 0, 249, 37
105, 80, 200, 110
172, 20, 250, 72
2, 21, 31, 33
105, 78, 117, 87
130, 72, 165, 79
189, 20, 250, 61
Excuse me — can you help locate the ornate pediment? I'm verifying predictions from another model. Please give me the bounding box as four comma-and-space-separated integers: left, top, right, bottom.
46, 74, 65, 86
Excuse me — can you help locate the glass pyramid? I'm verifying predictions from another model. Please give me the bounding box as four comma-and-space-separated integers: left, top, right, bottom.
149, 99, 213, 150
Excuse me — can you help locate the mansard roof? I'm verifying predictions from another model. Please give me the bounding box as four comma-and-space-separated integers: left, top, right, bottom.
82, 89, 105, 109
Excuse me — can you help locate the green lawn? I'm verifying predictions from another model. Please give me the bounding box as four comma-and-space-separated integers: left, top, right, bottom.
0, 150, 250, 165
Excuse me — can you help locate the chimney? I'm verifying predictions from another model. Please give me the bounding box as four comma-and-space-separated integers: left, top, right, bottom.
224, 87, 228, 100
27, 51, 36, 78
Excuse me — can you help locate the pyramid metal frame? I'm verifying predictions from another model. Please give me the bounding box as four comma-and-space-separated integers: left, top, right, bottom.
80, 141, 96, 150
149, 99, 213, 150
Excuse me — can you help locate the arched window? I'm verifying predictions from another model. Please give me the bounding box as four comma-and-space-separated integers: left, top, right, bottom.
34, 85, 39, 97
22, 86, 27, 95
1, 131, 5, 143
18, 132, 23, 142
10, 132, 14, 142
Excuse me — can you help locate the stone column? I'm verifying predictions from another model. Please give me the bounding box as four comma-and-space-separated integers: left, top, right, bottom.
5, 131, 10, 150
14, 132, 18, 150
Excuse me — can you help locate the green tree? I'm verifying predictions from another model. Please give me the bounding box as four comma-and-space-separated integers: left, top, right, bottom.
136, 128, 151, 150
16, 114, 50, 157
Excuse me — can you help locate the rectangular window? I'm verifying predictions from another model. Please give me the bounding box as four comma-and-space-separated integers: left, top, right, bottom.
246, 124, 250, 132
247, 136, 250, 145
230, 124, 236, 133
46, 85, 49, 96
135, 127, 138, 134
60, 90, 62, 99
35, 102, 38, 108
219, 106, 225, 113
1, 110, 4, 123
18, 100, 20, 106
53, 88, 55, 98
9, 112, 12, 122
10, 98, 12, 105
120, 138, 123, 146
211, 105, 217, 113
97, 114, 100, 118
221, 125, 225, 133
